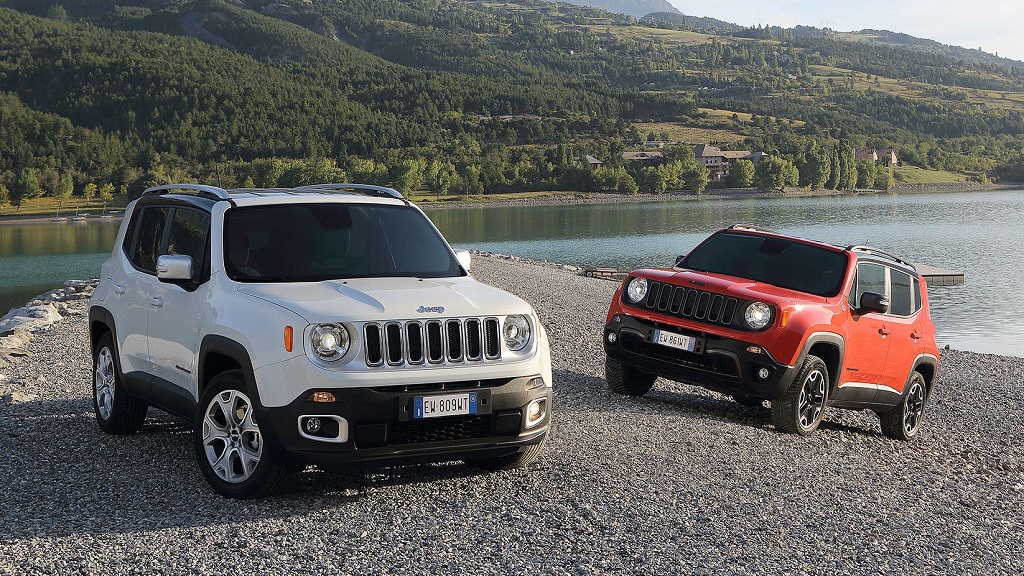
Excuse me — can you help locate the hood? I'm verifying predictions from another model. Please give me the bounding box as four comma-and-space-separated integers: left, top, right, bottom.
237, 276, 534, 322
636, 268, 828, 304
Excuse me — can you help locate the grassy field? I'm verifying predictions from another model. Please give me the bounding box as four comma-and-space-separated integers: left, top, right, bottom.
892, 165, 968, 185
634, 121, 746, 144
808, 65, 1024, 112
0, 196, 128, 219
585, 25, 716, 47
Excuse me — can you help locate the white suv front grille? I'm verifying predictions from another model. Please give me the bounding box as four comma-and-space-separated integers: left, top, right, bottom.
364, 318, 500, 367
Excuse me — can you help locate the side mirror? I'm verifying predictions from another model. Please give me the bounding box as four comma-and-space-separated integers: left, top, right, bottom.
674, 254, 687, 268
858, 291, 889, 314
454, 249, 472, 273
157, 254, 194, 283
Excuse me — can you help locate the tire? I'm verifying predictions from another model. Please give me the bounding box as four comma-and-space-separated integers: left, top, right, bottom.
92, 332, 147, 434
733, 394, 765, 407
194, 370, 291, 499
771, 355, 829, 435
467, 436, 547, 471
878, 371, 928, 441
605, 356, 656, 396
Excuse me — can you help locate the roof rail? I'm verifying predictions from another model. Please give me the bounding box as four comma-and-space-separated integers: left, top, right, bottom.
846, 245, 916, 270
729, 224, 780, 235
296, 183, 404, 200
143, 184, 231, 200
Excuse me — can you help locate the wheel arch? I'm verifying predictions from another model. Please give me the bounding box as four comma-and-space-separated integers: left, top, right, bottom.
198, 335, 260, 407
88, 306, 116, 354
796, 332, 845, 393
911, 354, 939, 395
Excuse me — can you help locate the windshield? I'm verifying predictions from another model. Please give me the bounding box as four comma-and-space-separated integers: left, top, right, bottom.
224, 203, 462, 281
681, 232, 848, 297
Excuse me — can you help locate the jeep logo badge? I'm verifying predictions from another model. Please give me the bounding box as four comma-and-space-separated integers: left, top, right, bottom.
417, 306, 445, 314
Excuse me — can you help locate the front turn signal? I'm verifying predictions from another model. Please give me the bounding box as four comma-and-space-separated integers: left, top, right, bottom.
284, 325, 294, 352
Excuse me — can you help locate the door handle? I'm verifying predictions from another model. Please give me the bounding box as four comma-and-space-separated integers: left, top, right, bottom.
878, 327, 891, 336
150, 297, 164, 308
113, 284, 126, 295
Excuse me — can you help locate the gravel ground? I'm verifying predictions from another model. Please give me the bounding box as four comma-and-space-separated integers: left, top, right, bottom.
1, 255, 1022, 575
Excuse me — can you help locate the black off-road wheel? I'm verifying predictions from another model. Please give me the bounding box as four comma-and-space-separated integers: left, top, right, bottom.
194, 370, 291, 499
878, 371, 928, 441
467, 436, 547, 471
92, 332, 148, 434
771, 355, 829, 435
605, 356, 657, 397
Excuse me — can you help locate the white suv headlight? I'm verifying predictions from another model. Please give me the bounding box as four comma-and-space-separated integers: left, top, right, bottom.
311, 323, 350, 361
502, 315, 532, 352
743, 302, 773, 330
626, 277, 648, 303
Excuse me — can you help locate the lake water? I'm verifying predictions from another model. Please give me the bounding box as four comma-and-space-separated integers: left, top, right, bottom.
1, 190, 1020, 356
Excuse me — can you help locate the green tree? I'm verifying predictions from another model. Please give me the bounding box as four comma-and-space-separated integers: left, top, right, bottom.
427, 160, 457, 200
856, 160, 876, 189
83, 182, 98, 201
11, 169, 40, 212
875, 163, 894, 190
391, 158, 427, 195
826, 147, 841, 190
46, 4, 68, 21
727, 159, 755, 187
683, 164, 711, 194
349, 158, 389, 186
99, 182, 115, 214
0, 182, 8, 214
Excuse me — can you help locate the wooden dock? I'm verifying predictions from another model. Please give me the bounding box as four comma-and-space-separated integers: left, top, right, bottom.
914, 264, 965, 286
582, 264, 965, 286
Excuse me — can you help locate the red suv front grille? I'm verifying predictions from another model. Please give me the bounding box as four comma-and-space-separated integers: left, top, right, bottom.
634, 280, 740, 329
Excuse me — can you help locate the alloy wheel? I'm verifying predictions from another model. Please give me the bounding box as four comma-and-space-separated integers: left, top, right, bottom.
797, 369, 826, 429
94, 346, 115, 420
202, 390, 263, 484
904, 381, 926, 435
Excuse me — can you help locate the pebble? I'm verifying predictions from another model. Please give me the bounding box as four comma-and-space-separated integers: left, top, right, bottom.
0, 258, 1021, 575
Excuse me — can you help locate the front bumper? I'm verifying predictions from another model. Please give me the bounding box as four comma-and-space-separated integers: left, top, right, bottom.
604, 314, 797, 400
255, 374, 551, 467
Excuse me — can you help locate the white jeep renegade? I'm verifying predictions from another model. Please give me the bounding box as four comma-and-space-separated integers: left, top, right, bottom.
88, 183, 552, 498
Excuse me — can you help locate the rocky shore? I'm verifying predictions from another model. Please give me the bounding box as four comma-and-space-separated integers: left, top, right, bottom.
1, 256, 1022, 574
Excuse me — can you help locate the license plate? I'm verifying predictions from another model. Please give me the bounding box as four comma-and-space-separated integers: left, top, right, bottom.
653, 329, 696, 353
414, 392, 478, 419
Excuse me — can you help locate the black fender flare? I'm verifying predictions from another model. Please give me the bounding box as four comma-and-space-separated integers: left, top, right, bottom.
88, 305, 117, 354
908, 353, 939, 392
792, 331, 846, 393
197, 334, 261, 406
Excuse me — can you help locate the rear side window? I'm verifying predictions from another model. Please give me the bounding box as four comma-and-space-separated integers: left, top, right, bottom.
129, 206, 169, 274
913, 277, 923, 314
165, 207, 211, 281
890, 269, 913, 316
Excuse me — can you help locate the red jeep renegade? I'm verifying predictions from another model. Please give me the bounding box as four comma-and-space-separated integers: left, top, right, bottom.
603, 225, 939, 440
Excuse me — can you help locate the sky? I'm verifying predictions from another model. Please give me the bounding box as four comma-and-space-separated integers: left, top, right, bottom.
668, 0, 1024, 62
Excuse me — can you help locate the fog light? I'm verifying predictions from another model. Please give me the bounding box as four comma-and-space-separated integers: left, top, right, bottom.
607, 332, 618, 344
758, 368, 771, 380
304, 417, 322, 434
308, 391, 337, 403
525, 398, 547, 429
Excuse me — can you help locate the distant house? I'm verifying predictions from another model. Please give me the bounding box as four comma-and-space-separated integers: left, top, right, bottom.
642, 141, 667, 149
693, 144, 767, 180
576, 155, 604, 170
856, 148, 879, 163
622, 151, 664, 165
857, 147, 899, 165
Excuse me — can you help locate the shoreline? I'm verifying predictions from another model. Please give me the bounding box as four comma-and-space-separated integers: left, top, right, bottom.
0, 183, 1014, 223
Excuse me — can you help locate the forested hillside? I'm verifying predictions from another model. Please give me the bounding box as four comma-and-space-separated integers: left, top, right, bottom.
1, 0, 1023, 207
